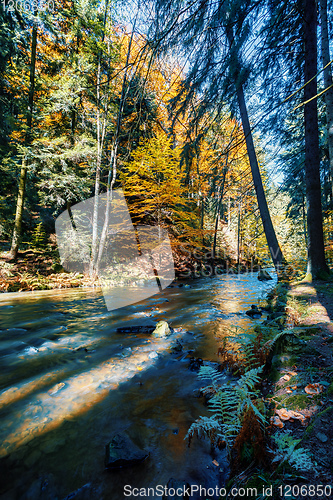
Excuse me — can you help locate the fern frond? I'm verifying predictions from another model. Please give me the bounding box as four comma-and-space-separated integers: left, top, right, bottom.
271, 431, 317, 472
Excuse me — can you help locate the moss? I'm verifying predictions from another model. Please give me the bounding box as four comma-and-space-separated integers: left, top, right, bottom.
276, 394, 310, 410
327, 382, 333, 395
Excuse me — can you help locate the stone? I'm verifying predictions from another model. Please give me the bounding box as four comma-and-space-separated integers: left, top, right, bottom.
105, 433, 149, 469
152, 321, 171, 338
188, 357, 203, 371
316, 432, 328, 443
116, 325, 155, 334
148, 351, 158, 359
258, 269, 273, 281
246, 305, 262, 318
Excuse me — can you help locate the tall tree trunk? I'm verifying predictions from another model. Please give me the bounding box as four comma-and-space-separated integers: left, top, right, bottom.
236, 83, 285, 275
212, 158, 228, 257
226, 30, 286, 278
9, 21, 37, 260
237, 199, 241, 267
319, 0, 333, 205
89, 0, 110, 277
304, 0, 330, 278
95, 17, 138, 274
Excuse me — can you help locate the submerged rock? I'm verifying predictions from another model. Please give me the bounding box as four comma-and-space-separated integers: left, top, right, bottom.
245, 305, 262, 318
116, 325, 155, 334
188, 357, 203, 371
152, 321, 171, 338
258, 269, 273, 281
105, 433, 149, 469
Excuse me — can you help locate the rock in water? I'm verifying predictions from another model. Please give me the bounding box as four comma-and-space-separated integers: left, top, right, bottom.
116, 325, 155, 334
152, 321, 171, 338
258, 269, 273, 281
245, 305, 262, 318
105, 433, 149, 469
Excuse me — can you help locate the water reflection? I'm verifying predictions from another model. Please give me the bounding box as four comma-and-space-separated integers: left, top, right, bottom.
0, 271, 276, 498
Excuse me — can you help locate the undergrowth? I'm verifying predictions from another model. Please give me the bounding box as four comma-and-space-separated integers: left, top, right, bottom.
187, 315, 315, 487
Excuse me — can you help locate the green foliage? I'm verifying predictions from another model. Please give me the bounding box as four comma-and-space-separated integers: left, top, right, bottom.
219, 324, 290, 373
31, 223, 47, 249
271, 431, 317, 472
186, 365, 265, 455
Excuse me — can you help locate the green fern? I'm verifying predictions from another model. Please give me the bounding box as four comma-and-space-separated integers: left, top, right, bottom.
186, 365, 266, 455
270, 431, 317, 472
31, 222, 47, 249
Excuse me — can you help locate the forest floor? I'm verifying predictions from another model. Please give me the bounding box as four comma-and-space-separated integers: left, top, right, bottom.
0, 249, 94, 292
233, 278, 333, 499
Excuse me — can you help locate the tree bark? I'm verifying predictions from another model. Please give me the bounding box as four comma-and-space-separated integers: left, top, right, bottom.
319, 0, 333, 205
226, 29, 286, 277
304, 0, 330, 278
9, 21, 38, 260
236, 83, 286, 276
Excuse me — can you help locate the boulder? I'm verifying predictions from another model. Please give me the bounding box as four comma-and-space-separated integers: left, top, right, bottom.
105, 433, 149, 469
245, 305, 262, 318
152, 321, 171, 338
258, 269, 273, 281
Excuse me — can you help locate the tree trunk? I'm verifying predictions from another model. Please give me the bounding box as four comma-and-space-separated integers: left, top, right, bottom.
89, 0, 110, 277
212, 156, 228, 257
95, 14, 139, 273
236, 83, 285, 276
319, 0, 333, 205
9, 21, 37, 260
237, 200, 241, 268
226, 29, 286, 277
304, 0, 330, 278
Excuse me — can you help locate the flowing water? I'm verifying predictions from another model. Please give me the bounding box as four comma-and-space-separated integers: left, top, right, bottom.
0, 271, 276, 500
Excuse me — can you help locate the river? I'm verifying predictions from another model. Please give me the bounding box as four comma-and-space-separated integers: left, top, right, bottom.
0, 271, 276, 500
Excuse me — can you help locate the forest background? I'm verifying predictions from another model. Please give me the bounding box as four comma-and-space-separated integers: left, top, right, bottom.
0, 0, 332, 287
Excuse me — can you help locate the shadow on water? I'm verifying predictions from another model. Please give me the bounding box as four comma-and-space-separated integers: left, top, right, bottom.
0, 272, 277, 499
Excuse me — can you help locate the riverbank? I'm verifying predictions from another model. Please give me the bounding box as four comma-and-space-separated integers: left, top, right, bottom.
224, 278, 333, 499
0, 249, 93, 292
0, 247, 256, 293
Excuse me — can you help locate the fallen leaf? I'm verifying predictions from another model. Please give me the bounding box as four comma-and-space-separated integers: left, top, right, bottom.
283, 374, 291, 381
212, 460, 219, 466
291, 385, 297, 390
270, 415, 284, 428
288, 371, 297, 377
304, 383, 323, 395
285, 387, 293, 394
